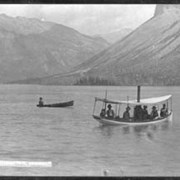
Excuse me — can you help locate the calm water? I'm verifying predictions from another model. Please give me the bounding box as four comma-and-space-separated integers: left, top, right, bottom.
0, 85, 179, 176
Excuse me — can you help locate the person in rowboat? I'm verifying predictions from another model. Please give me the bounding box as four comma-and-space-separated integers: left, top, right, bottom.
39, 97, 44, 106
107, 104, 114, 119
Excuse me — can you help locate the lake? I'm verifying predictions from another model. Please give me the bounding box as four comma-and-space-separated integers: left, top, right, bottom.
0, 85, 179, 176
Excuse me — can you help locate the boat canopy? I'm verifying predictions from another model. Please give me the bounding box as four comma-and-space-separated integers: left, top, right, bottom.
95, 95, 172, 106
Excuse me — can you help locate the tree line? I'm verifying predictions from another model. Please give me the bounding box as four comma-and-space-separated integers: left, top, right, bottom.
74, 76, 116, 86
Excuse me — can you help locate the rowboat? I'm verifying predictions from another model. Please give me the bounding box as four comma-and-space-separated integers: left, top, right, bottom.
37, 100, 74, 108
92, 86, 172, 126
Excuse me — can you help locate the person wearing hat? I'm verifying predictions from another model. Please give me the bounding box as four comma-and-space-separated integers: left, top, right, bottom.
39, 97, 44, 106
150, 106, 158, 120
142, 105, 149, 120
123, 106, 131, 121
160, 104, 168, 117
107, 104, 114, 119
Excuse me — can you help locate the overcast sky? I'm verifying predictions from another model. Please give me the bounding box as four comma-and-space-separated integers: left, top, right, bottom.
0, 5, 156, 35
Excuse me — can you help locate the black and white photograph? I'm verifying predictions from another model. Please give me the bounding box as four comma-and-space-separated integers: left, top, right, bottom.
0, 4, 178, 177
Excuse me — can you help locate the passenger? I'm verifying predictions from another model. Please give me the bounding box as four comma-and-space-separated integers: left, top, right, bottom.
39, 97, 44, 106
134, 106, 138, 120
134, 105, 143, 121
142, 105, 149, 120
150, 106, 158, 120
123, 106, 131, 121
160, 104, 168, 117
138, 105, 143, 120
107, 104, 114, 119
100, 108, 106, 117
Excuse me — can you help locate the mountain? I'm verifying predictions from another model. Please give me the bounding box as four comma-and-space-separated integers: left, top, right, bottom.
154, 4, 180, 16
11, 5, 180, 86
71, 4, 180, 86
0, 14, 109, 83
94, 28, 133, 44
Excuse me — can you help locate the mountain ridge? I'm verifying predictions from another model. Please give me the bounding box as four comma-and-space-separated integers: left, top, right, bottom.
0, 14, 109, 83
13, 5, 180, 86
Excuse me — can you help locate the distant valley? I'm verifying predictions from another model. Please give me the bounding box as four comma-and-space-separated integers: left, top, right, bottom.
93, 28, 133, 44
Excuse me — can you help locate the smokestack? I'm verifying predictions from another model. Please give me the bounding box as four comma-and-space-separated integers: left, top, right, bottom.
137, 86, 141, 102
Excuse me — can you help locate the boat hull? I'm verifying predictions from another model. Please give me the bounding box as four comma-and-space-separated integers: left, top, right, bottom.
37, 100, 74, 108
93, 112, 173, 126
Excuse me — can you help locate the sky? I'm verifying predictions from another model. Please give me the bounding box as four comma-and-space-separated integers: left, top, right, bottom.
0, 5, 156, 35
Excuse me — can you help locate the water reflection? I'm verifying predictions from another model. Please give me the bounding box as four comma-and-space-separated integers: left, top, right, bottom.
94, 120, 172, 139
93, 125, 114, 138
132, 121, 172, 140
160, 120, 172, 131
146, 131, 154, 140
133, 125, 149, 134
150, 124, 158, 131
122, 126, 130, 134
